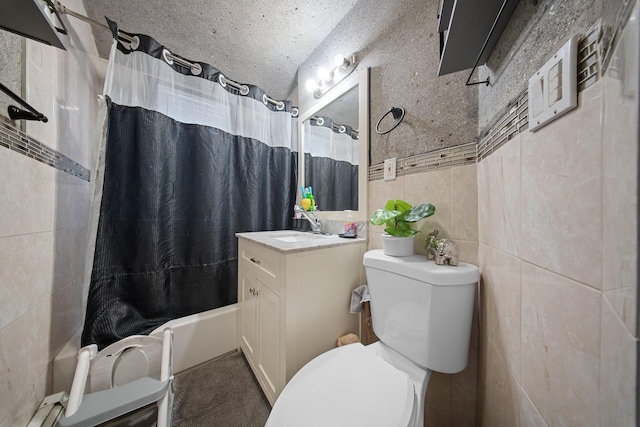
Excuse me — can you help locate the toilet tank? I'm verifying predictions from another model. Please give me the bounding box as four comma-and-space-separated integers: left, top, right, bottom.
363, 250, 479, 374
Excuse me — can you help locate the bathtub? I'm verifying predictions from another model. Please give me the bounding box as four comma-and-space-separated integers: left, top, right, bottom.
149, 303, 238, 373
53, 304, 239, 393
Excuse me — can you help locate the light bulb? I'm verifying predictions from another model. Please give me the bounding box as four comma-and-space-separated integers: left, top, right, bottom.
317, 67, 330, 81
305, 79, 316, 92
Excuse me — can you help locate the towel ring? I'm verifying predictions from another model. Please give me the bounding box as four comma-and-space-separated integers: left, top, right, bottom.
375, 107, 405, 135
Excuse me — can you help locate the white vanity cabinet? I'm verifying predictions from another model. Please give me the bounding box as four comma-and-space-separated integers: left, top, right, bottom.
237, 232, 367, 405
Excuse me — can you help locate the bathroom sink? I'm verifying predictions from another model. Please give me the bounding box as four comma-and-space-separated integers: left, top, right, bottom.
273, 233, 332, 243
237, 230, 363, 253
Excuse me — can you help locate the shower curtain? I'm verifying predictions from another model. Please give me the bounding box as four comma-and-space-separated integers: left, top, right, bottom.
304, 116, 358, 211
82, 29, 297, 349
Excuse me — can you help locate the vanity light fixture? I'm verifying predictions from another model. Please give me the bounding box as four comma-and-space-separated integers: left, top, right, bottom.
307, 54, 358, 99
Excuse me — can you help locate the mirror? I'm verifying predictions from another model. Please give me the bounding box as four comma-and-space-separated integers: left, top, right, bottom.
299, 68, 369, 221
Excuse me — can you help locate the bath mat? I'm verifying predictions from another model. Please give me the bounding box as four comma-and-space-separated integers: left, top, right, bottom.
172, 351, 271, 427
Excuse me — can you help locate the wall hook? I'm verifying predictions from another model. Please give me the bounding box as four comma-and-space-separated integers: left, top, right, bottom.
375, 107, 404, 135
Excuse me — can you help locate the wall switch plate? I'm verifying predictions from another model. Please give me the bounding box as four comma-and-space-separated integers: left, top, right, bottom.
528, 35, 579, 132
384, 157, 397, 181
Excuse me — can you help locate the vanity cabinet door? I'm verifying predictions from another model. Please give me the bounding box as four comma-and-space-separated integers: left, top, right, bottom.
239, 266, 259, 366
238, 240, 282, 404
237, 236, 365, 406
256, 279, 280, 403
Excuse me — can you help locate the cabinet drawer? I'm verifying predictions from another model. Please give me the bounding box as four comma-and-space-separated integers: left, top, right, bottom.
240, 242, 279, 292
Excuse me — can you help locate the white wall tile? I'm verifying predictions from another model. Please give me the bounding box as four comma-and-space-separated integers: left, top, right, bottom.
425, 372, 453, 427
602, 4, 638, 336
520, 389, 548, 427
24, 40, 59, 150
477, 135, 521, 257
27, 160, 57, 233
451, 164, 478, 241
0, 297, 52, 423
452, 304, 479, 427
0, 365, 50, 427
456, 239, 478, 265
0, 233, 54, 330
600, 297, 637, 426
368, 176, 405, 220
406, 169, 451, 239
520, 83, 604, 289
479, 339, 521, 427
478, 244, 521, 380
521, 263, 601, 426
0, 149, 32, 237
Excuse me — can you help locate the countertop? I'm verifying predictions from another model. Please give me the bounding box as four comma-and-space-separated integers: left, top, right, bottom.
236, 230, 367, 254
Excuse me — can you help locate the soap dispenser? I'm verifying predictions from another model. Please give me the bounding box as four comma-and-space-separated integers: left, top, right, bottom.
343, 210, 357, 237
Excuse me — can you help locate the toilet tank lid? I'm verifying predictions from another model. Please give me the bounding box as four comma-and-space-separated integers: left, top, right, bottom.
364, 249, 479, 286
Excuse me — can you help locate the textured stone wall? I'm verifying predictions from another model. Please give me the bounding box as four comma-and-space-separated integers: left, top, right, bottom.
297, 0, 478, 166
478, 0, 605, 134
0, 31, 23, 125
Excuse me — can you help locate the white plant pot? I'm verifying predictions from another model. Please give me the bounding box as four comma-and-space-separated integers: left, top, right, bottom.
381, 234, 415, 257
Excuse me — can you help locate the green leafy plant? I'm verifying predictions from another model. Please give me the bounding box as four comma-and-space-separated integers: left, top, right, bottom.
370, 199, 436, 237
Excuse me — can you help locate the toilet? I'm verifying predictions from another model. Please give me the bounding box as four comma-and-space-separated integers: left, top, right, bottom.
265, 249, 479, 427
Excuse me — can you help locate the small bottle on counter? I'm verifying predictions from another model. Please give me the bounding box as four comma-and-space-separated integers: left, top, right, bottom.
343, 210, 357, 237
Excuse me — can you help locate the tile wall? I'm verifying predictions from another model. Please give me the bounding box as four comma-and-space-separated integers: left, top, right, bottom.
367, 163, 480, 426
476, 6, 638, 426
0, 1, 106, 424
365, 3, 638, 426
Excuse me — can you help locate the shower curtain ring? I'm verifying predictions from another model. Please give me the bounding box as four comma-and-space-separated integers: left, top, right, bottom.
375, 107, 405, 135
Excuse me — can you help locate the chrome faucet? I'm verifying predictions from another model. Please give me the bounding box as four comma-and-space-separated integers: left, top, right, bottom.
294, 206, 322, 233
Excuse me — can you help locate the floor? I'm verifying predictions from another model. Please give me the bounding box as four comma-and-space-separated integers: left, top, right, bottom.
172, 351, 271, 427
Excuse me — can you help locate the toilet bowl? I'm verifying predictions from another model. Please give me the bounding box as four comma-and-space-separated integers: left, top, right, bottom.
266, 340, 429, 427
265, 250, 479, 427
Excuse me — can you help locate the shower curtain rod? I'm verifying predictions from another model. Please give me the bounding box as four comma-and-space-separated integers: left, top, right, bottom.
53, 1, 137, 46
53, 1, 288, 110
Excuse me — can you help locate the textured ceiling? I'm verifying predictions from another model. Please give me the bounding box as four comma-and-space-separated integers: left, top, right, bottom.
81, 0, 359, 100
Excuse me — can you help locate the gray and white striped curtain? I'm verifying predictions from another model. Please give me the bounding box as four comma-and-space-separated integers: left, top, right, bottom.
304, 116, 358, 211
82, 29, 298, 349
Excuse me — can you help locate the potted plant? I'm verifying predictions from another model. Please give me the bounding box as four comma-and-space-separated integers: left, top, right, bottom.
370, 199, 436, 256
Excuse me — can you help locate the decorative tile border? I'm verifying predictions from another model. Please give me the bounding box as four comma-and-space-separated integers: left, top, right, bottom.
477, 23, 601, 163
578, 23, 601, 91
477, 91, 529, 162
0, 122, 90, 181
368, 142, 477, 181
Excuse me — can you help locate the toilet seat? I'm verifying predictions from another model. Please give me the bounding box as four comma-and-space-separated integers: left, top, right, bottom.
89, 336, 164, 392
266, 343, 416, 427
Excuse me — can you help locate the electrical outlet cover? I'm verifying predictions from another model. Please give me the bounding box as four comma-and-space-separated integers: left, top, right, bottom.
384, 158, 397, 181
